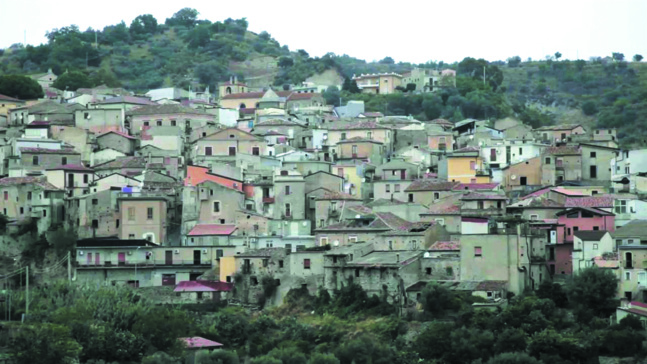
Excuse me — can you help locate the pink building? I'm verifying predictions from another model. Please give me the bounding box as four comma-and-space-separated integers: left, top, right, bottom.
551, 207, 615, 275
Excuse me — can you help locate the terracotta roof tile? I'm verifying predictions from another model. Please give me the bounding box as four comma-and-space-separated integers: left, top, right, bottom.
452, 183, 499, 191
535, 124, 582, 131
564, 196, 615, 208
19, 147, 79, 155
405, 180, 458, 192
97, 131, 136, 140
460, 192, 507, 201
287, 92, 322, 101
188, 224, 237, 236
429, 241, 460, 251
328, 121, 391, 130
46, 163, 93, 172
543, 145, 581, 156
318, 191, 361, 201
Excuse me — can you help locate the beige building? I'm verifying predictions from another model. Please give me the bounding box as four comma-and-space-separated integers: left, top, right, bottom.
402, 68, 456, 92
119, 194, 168, 245
352, 73, 403, 95
195, 128, 268, 159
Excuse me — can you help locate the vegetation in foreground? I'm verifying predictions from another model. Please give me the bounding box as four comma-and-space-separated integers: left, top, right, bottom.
0, 267, 644, 364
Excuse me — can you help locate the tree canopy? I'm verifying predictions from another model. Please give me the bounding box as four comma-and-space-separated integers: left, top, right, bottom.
0, 75, 44, 99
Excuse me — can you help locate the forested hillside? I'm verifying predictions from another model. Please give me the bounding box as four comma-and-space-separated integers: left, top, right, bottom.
0, 8, 645, 146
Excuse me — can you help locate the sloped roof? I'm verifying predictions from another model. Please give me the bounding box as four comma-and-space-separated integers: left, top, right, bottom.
0, 176, 61, 190
327, 121, 390, 130
93, 156, 146, 170
222, 90, 292, 100
422, 195, 462, 215
255, 118, 304, 127
452, 183, 499, 191
96, 130, 136, 140
96, 96, 156, 105
126, 104, 209, 116
555, 207, 614, 217
203, 127, 261, 141
405, 180, 457, 192
535, 124, 582, 131
287, 92, 322, 101
175, 281, 233, 292
188, 224, 237, 236
460, 192, 506, 201
565, 196, 615, 208
318, 190, 361, 201
0, 94, 23, 102
46, 163, 93, 172
260, 88, 281, 102
336, 136, 383, 144
612, 220, 647, 239
543, 145, 581, 156
429, 241, 460, 251
20, 147, 79, 155
574, 230, 609, 241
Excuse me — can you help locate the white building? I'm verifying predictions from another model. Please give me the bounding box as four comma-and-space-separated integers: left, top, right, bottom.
480, 140, 546, 169
572, 231, 614, 274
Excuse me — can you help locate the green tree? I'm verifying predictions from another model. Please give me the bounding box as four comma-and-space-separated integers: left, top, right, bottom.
419, 281, 461, 316
567, 268, 619, 318
0, 75, 44, 99
130, 14, 158, 39
166, 8, 199, 28
52, 70, 92, 91
536, 280, 568, 307
10, 323, 82, 364
195, 61, 227, 90
493, 328, 527, 354
335, 334, 394, 364
251, 356, 282, 364
308, 352, 340, 364
379, 57, 395, 64
349, 80, 360, 93
507, 56, 522, 67
323, 86, 341, 106
486, 352, 541, 364
279, 57, 294, 68
612, 52, 625, 61
582, 100, 598, 116
341, 77, 351, 91
633, 54, 643, 62
554, 52, 562, 60
405, 83, 416, 92
415, 321, 454, 360
142, 352, 181, 364
89, 68, 122, 87
196, 349, 240, 364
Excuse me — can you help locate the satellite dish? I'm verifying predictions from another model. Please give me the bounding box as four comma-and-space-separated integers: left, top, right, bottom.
355, 214, 361, 219
333, 240, 339, 246
511, 175, 517, 180
423, 252, 430, 258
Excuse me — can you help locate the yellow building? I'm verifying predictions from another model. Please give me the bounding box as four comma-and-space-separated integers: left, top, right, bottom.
218, 77, 248, 97
439, 148, 491, 183
332, 163, 367, 199
352, 73, 402, 95
0, 94, 25, 119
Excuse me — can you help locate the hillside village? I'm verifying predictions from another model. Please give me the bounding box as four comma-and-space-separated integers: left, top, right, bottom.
1, 63, 647, 326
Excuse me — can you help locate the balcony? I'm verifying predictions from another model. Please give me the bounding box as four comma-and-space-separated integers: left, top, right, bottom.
76, 259, 212, 268
262, 197, 275, 204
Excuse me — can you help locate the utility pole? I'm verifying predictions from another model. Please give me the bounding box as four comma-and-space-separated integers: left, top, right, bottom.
67, 251, 72, 283
25, 265, 28, 317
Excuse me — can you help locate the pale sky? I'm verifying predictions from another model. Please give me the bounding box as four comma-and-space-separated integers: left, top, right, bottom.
0, 0, 645, 64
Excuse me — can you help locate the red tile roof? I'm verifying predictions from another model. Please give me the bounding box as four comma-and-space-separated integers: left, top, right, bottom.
0, 94, 22, 102
424, 195, 462, 215
318, 191, 361, 201
96, 96, 156, 105
452, 183, 500, 191
46, 163, 93, 172
405, 180, 458, 192
520, 187, 552, 200
19, 147, 79, 155
543, 145, 581, 156
97, 130, 136, 140
180, 337, 224, 349
188, 224, 237, 236
551, 187, 586, 196
535, 124, 582, 131
565, 196, 615, 208
174, 281, 234, 292
222, 91, 292, 100
0, 176, 61, 190
328, 121, 390, 130
460, 192, 507, 201
429, 241, 460, 251
287, 92, 322, 101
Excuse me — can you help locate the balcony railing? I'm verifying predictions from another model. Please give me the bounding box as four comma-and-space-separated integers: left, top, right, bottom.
263, 197, 275, 204
76, 259, 212, 268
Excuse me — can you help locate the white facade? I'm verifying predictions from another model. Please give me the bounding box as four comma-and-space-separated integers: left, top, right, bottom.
312, 129, 329, 150
612, 198, 647, 228
572, 232, 614, 274
218, 108, 239, 127
611, 149, 647, 191
480, 140, 546, 168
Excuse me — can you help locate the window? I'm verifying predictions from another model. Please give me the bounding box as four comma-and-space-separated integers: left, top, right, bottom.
367, 131, 372, 139
573, 227, 579, 233
352, 145, 358, 155
129, 234, 135, 239
3, 191, 6, 201
62, 157, 67, 165
304, 259, 311, 269
263, 259, 269, 267
19, 207, 23, 215
116, 219, 120, 228
252, 147, 260, 156
205, 147, 213, 156
590, 165, 597, 179
545, 157, 551, 164
279, 260, 284, 268
593, 226, 599, 231
147, 207, 153, 220
477, 201, 484, 209
408, 193, 414, 203
32, 156, 39, 166
385, 184, 390, 193
320, 237, 329, 245
92, 219, 98, 228
394, 184, 400, 192
520, 176, 527, 186
615, 200, 627, 214
213, 201, 220, 213
285, 185, 292, 195
349, 236, 358, 243
426, 268, 432, 275
341, 132, 346, 140
92, 199, 98, 205
433, 192, 439, 199
530, 214, 538, 220
84, 174, 89, 183
445, 267, 453, 276
475, 247, 482, 257
593, 243, 598, 250
626, 271, 631, 281
285, 203, 291, 217
519, 147, 523, 155
355, 268, 360, 277
626, 252, 634, 268
470, 161, 476, 170
128, 207, 135, 221
228, 147, 236, 156
628, 239, 635, 244
590, 151, 596, 158
171, 120, 176, 126
143, 121, 149, 126
156, 120, 162, 126
27, 192, 32, 201
331, 201, 337, 211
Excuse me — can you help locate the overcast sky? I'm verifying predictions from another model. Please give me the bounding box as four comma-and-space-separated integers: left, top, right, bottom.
1, 0, 645, 64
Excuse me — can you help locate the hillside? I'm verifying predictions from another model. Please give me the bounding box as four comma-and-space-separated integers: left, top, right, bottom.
0, 8, 645, 146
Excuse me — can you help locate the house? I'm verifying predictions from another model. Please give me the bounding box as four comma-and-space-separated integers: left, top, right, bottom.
480, 140, 546, 169
402, 68, 456, 92
335, 137, 383, 164
140, 126, 184, 156
91, 148, 127, 166
572, 230, 613, 274
181, 180, 245, 240
0, 176, 64, 232
420, 241, 461, 280
541, 145, 582, 185
580, 143, 618, 184
126, 104, 216, 136
502, 157, 542, 192
315, 190, 363, 228
14, 147, 81, 176
253, 119, 306, 141
611, 149, 647, 193
331, 161, 374, 200
75, 238, 220, 287
616, 301, 647, 327
535, 124, 586, 143
95, 131, 137, 155
460, 233, 530, 295
118, 192, 168, 244
326, 121, 393, 152
185, 224, 237, 246
45, 164, 95, 197
74, 108, 125, 135
0, 94, 25, 119
92, 156, 147, 178
219, 90, 292, 110
373, 159, 420, 202
194, 128, 267, 161
30, 68, 57, 90
352, 73, 403, 95
174, 281, 234, 302
285, 92, 326, 111
219, 77, 248, 96
67, 188, 121, 239
419, 194, 463, 233
427, 130, 453, 152
438, 147, 491, 184
404, 180, 458, 205
89, 96, 156, 111
273, 170, 306, 220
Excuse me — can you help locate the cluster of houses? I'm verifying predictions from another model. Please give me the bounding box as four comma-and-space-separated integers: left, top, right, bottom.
2, 72, 647, 320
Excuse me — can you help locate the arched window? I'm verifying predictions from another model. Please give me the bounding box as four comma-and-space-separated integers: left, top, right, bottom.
239, 103, 246, 109
255, 102, 260, 108
226, 87, 232, 95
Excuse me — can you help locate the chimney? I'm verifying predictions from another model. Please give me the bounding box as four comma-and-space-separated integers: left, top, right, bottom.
396, 254, 400, 263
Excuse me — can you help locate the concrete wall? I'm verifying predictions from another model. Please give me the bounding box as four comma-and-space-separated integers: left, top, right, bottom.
97, 133, 135, 155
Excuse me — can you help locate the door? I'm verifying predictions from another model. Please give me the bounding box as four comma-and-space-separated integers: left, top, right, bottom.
590, 166, 597, 179
118, 252, 126, 266
194, 250, 201, 265
67, 173, 74, 188
520, 176, 527, 186
228, 147, 236, 156
165, 250, 173, 265
87, 252, 92, 265
400, 170, 406, 179
95, 253, 100, 265
490, 148, 496, 162
162, 274, 176, 286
